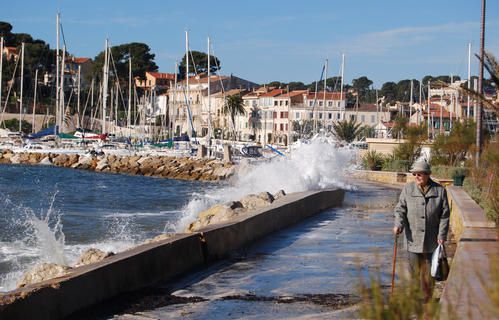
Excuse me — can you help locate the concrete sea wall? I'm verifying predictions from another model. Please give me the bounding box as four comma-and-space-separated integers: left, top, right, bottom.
0, 188, 345, 320
0, 150, 234, 181
440, 186, 497, 319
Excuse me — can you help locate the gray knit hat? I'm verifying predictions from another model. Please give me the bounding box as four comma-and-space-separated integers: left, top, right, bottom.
410, 160, 431, 174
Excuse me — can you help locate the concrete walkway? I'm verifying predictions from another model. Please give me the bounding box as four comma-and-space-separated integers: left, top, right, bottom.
73, 181, 401, 319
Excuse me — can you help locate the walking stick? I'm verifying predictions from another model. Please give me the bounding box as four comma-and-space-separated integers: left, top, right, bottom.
391, 233, 398, 295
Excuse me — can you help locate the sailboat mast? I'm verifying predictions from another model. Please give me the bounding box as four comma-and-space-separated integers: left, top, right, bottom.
185, 30, 191, 137
427, 81, 431, 139
467, 42, 471, 118
207, 36, 211, 155
102, 38, 109, 135
173, 61, 178, 137
340, 53, 345, 120
56, 13, 60, 131
32, 68, 38, 133
77, 65, 81, 128
128, 53, 132, 130
60, 45, 66, 132
323, 58, 328, 131
419, 79, 422, 125
0, 37, 3, 112
409, 80, 413, 122
19, 42, 25, 133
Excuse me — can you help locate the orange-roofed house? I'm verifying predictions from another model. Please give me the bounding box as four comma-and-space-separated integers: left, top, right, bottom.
135, 71, 176, 91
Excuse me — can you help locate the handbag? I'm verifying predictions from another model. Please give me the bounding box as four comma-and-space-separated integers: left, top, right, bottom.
431, 244, 449, 281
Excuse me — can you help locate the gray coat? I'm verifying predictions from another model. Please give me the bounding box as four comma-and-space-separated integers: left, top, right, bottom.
394, 179, 450, 253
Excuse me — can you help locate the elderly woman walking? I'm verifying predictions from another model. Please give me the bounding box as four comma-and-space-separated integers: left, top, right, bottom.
393, 160, 450, 301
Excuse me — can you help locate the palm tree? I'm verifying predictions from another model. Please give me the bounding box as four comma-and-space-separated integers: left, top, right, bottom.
332, 118, 363, 143
457, 51, 499, 112
248, 106, 261, 141
223, 94, 246, 140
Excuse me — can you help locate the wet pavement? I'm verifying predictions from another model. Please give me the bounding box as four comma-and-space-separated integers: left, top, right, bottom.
75, 181, 402, 320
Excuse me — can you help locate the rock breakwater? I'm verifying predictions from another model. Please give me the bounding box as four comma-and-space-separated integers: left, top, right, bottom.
0, 150, 234, 181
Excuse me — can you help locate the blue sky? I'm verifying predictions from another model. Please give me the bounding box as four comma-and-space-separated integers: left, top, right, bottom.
3, 0, 498, 88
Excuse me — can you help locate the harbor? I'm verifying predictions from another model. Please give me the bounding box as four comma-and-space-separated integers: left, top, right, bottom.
1, 1, 498, 319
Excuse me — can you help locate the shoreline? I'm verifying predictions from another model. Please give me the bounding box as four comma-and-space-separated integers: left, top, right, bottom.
0, 150, 235, 181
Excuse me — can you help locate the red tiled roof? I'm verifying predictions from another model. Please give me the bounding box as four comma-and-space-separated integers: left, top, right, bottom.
147, 72, 176, 80
305, 91, 345, 100
259, 89, 284, 97
74, 57, 91, 64
276, 90, 308, 98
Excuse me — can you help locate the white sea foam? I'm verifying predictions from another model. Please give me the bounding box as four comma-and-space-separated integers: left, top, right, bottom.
102, 210, 180, 218
174, 140, 358, 232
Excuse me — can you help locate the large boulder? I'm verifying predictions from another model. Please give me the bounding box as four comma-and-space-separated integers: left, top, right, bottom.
143, 233, 176, 244
240, 192, 275, 211
17, 263, 72, 288
187, 201, 244, 232
52, 154, 70, 166
9, 153, 21, 164
273, 189, 287, 201
74, 248, 114, 267
39, 156, 52, 165
95, 158, 109, 172
72, 155, 93, 169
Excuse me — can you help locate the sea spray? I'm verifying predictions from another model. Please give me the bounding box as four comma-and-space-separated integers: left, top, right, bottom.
174, 140, 358, 232
0, 192, 67, 291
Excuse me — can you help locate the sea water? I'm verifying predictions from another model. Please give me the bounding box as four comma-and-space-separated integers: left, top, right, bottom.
0, 165, 211, 291
0, 140, 358, 292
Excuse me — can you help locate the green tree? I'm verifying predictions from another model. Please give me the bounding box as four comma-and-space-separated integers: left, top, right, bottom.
292, 120, 314, 138
308, 76, 343, 92
352, 76, 373, 102
92, 42, 158, 81
332, 119, 363, 143
248, 106, 261, 140
392, 116, 408, 139
223, 94, 245, 139
431, 120, 476, 167
380, 82, 397, 104
1, 119, 32, 133
392, 124, 427, 170
288, 81, 307, 91
179, 51, 221, 78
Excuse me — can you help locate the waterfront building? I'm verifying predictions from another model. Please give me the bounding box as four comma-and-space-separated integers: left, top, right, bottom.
167, 74, 258, 137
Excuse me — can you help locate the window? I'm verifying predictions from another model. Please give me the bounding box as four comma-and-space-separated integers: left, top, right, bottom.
285, 124, 288, 130
274, 124, 277, 131
328, 113, 332, 119
337, 113, 341, 120
295, 112, 301, 119
361, 115, 365, 122
350, 115, 355, 121
274, 101, 278, 106
309, 112, 313, 119
371, 115, 375, 123
279, 101, 283, 106
319, 101, 323, 107
280, 112, 284, 118
309, 101, 313, 107
285, 101, 289, 106
273, 112, 277, 119
280, 124, 284, 131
